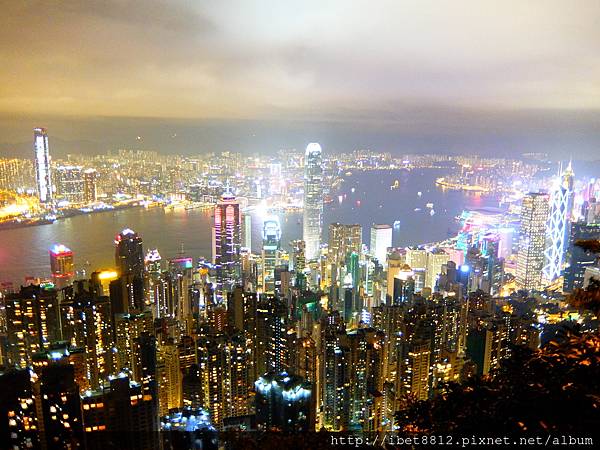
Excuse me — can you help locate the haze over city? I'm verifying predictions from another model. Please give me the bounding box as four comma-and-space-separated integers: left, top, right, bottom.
1, 2, 600, 449
1, 0, 600, 158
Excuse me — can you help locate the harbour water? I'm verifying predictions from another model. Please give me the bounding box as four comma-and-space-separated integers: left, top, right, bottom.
0, 168, 499, 284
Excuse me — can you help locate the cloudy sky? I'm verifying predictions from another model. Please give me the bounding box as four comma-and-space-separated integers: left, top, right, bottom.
1, 0, 599, 157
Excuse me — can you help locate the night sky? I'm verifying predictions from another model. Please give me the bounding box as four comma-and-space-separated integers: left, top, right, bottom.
1, 1, 599, 158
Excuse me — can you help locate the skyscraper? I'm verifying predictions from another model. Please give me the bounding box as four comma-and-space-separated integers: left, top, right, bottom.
49, 244, 75, 289
370, 224, 392, 267
543, 162, 574, 282
328, 223, 362, 268
115, 228, 145, 279
516, 193, 550, 291
212, 192, 242, 300
303, 143, 323, 260
262, 216, 281, 293
55, 165, 84, 204
83, 168, 98, 203
33, 127, 53, 204
114, 228, 145, 312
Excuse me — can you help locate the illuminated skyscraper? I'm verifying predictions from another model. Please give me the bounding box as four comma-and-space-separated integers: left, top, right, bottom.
370, 224, 392, 267
262, 217, 281, 293
303, 143, 323, 260
328, 223, 362, 268
83, 168, 98, 203
516, 193, 550, 290
115, 228, 145, 279
543, 162, 574, 282
33, 127, 53, 204
114, 228, 145, 312
212, 192, 242, 300
242, 214, 252, 250
56, 165, 84, 203
49, 244, 75, 289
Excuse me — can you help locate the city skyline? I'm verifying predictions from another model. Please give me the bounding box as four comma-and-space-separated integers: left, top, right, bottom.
1, 2, 600, 447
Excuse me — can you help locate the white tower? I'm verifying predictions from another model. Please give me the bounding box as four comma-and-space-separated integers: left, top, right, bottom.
303, 143, 323, 260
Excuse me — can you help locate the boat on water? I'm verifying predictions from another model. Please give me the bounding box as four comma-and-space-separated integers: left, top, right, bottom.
391, 180, 400, 189
345, 171, 353, 176
430, 209, 435, 216
393, 220, 401, 228
324, 195, 334, 204
414, 207, 421, 212
426, 202, 434, 208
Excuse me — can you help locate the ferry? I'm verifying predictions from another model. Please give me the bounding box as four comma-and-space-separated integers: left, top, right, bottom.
426, 202, 434, 208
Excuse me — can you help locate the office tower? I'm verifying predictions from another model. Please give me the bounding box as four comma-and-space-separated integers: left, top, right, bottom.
49, 244, 75, 289
81, 375, 158, 450
0, 369, 39, 449
255, 372, 313, 432
262, 217, 281, 293
290, 240, 306, 273
38, 363, 84, 449
114, 228, 145, 312
543, 163, 575, 282
406, 247, 427, 292
303, 143, 323, 260
83, 168, 98, 203
328, 223, 362, 268
242, 213, 252, 250
480, 235, 504, 295
516, 193, 550, 291
196, 331, 251, 429
115, 228, 145, 279
212, 192, 242, 300
425, 248, 448, 291
5, 285, 61, 368
55, 165, 84, 203
370, 224, 392, 267
563, 222, 600, 291
33, 127, 53, 204
391, 265, 415, 305
168, 256, 194, 327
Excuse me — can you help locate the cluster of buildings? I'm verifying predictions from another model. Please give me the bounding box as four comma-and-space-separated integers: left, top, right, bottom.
0, 135, 599, 447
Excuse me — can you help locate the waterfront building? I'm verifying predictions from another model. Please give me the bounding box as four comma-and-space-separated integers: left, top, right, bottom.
49, 244, 75, 289
212, 192, 242, 300
33, 127, 53, 205
56, 165, 84, 204
303, 143, 323, 260
543, 162, 574, 282
370, 224, 392, 268
83, 168, 98, 203
516, 193, 550, 291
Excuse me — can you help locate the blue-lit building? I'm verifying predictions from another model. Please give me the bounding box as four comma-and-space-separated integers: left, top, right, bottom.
563, 222, 600, 292
255, 371, 313, 432
161, 407, 218, 450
